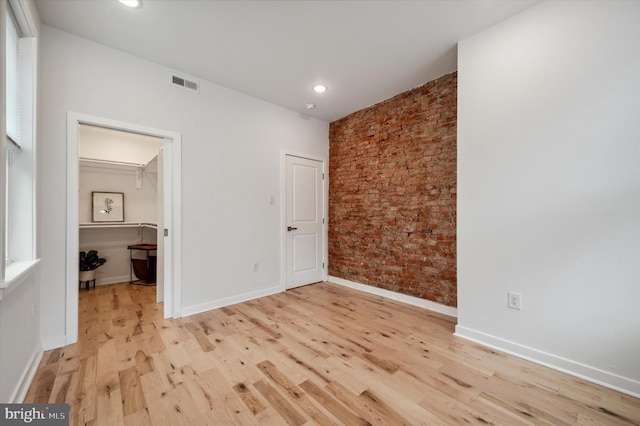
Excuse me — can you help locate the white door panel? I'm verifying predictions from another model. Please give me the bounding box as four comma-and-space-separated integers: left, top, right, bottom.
286, 155, 324, 288
156, 146, 164, 304
293, 233, 318, 272
161, 141, 173, 318
293, 164, 318, 221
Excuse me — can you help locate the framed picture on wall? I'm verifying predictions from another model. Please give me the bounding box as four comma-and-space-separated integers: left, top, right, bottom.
92, 192, 125, 222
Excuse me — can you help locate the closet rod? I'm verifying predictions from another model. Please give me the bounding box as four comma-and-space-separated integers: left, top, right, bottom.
80, 157, 145, 168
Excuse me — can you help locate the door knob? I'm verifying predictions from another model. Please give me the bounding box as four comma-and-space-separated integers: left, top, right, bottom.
287, 226, 298, 231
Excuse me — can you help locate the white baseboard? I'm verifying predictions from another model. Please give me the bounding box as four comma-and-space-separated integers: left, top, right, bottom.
42, 335, 67, 351
97, 275, 131, 286
77, 275, 131, 290
8, 345, 43, 403
181, 284, 284, 318
328, 276, 457, 318
455, 325, 640, 398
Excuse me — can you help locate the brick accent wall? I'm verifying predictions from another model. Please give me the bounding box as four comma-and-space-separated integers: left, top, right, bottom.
328, 72, 457, 307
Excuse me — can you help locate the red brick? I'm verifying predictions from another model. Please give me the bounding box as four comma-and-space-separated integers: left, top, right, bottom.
329, 72, 457, 307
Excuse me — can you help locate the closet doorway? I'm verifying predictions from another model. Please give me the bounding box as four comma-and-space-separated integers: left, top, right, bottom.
78, 124, 162, 293
65, 113, 182, 345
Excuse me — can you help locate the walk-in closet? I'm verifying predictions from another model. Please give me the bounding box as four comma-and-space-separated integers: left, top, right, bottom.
78, 124, 164, 289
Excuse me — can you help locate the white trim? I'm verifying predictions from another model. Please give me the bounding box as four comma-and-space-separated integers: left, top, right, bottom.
65, 113, 80, 344
454, 325, 640, 398
8, 0, 38, 37
7, 345, 42, 403
27, 35, 38, 262
280, 150, 329, 290
0, 259, 39, 300
42, 335, 67, 351
96, 276, 129, 287
171, 139, 182, 318
181, 284, 282, 318
1, 1, 7, 277
2, 16, 38, 281
328, 275, 458, 318
66, 112, 183, 346
79, 222, 157, 230
157, 138, 182, 318
279, 153, 287, 291
85, 275, 131, 287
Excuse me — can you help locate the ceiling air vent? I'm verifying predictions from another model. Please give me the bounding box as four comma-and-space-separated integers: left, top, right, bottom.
171, 75, 199, 92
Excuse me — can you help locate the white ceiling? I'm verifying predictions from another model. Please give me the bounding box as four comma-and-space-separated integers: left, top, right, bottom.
35, 0, 538, 123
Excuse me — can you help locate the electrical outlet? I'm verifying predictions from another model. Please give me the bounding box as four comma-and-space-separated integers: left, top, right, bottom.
507, 292, 521, 310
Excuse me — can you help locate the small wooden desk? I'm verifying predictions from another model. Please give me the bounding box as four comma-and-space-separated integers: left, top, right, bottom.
127, 244, 157, 285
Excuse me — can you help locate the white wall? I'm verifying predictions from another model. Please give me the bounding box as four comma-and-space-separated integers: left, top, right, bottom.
80, 227, 157, 286
0, 267, 41, 402
79, 164, 158, 224
457, 1, 640, 396
0, 0, 42, 403
79, 163, 158, 285
39, 26, 329, 345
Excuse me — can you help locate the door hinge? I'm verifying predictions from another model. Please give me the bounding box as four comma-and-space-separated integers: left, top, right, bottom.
322, 262, 325, 269
322, 173, 325, 180
323, 218, 325, 224
164, 228, 169, 237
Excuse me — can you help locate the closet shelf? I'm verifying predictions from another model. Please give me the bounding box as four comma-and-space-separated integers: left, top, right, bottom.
79, 222, 157, 230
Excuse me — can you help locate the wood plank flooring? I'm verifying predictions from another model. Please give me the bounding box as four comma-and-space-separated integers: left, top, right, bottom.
25, 282, 640, 425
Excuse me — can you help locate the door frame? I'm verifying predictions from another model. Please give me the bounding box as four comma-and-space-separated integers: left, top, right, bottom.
65, 112, 182, 344
280, 150, 328, 289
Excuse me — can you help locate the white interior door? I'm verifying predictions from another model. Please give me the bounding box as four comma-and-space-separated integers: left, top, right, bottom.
285, 155, 324, 288
156, 146, 165, 303
160, 140, 173, 318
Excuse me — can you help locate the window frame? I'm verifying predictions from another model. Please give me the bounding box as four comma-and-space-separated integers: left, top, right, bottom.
1, 0, 38, 294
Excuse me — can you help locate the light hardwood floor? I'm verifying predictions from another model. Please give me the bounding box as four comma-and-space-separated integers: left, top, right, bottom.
25, 282, 640, 425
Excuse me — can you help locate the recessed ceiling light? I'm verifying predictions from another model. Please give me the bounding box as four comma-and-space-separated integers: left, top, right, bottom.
313, 84, 327, 94
118, 0, 141, 8
305, 102, 316, 109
